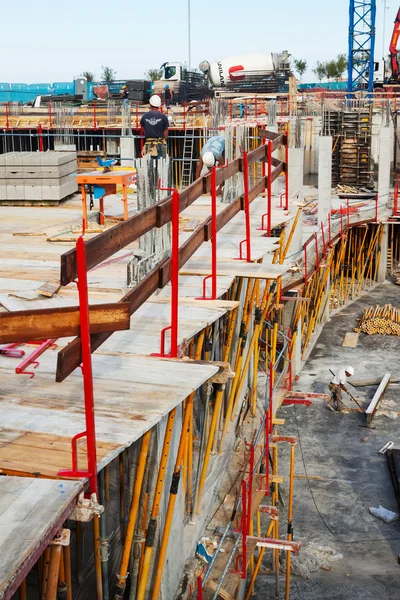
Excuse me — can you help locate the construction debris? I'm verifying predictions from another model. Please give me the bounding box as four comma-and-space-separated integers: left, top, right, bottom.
355, 304, 400, 335
369, 505, 399, 523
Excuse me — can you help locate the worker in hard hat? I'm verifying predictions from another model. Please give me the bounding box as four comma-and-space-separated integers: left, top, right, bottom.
327, 366, 354, 412
164, 84, 172, 108
195, 136, 225, 194
120, 85, 129, 105
140, 95, 169, 159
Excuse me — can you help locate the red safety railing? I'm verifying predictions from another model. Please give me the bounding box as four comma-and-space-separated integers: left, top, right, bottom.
58, 236, 99, 496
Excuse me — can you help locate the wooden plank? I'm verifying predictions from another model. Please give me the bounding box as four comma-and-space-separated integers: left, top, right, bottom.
35, 281, 60, 298
342, 332, 359, 347
0, 302, 131, 343
206, 580, 233, 600
365, 373, 391, 424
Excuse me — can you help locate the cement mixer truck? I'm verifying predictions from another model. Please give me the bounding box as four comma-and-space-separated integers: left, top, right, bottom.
199, 51, 291, 94
154, 51, 291, 101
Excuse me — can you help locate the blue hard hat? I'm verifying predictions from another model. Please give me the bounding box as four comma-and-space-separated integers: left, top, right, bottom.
165, 84, 169, 89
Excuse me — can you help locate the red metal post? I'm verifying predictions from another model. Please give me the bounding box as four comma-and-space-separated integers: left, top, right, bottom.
58, 237, 98, 496
346, 198, 350, 227
285, 130, 289, 210
247, 444, 255, 535
328, 213, 331, 244
267, 141, 272, 236
197, 576, 203, 600
314, 232, 319, 270
394, 177, 399, 215
242, 151, 252, 262
241, 479, 247, 578
93, 102, 97, 130
38, 124, 43, 152
153, 186, 179, 357
320, 222, 326, 260
211, 165, 217, 297
76, 236, 98, 495
5, 102, 9, 130
304, 242, 308, 284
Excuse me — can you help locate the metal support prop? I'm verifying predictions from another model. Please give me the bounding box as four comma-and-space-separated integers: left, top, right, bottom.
58, 237, 98, 496
151, 332, 205, 599
239, 151, 252, 261
285, 443, 296, 600
136, 409, 176, 599
114, 430, 151, 600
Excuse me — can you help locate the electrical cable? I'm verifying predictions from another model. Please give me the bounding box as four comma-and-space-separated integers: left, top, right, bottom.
293, 405, 400, 545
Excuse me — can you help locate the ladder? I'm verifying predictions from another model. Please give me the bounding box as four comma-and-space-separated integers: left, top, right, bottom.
181, 129, 195, 188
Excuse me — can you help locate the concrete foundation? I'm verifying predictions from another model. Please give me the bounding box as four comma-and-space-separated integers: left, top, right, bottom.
120, 137, 136, 167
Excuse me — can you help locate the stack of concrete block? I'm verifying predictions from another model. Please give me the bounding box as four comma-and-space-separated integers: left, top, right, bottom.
0, 151, 78, 204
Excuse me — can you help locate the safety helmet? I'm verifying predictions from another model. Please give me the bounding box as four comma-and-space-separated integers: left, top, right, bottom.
165, 84, 170, 89
150, 95, 162, 108
202, 151, 215, 168
122, 85, 127, 89
345, 366, 354, 376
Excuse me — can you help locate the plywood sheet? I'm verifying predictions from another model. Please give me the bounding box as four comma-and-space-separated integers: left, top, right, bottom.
0, 477, 82, 597
342, 332, 359, 347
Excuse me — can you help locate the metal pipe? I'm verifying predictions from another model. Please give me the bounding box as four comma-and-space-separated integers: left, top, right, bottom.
285, 443, 296, 600
114, 430, 152, 599
99, 470, 110, 600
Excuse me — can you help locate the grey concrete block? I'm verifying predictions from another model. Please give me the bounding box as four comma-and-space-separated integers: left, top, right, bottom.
24, 185, 43, 201
6, 185, 25, 200
5, 167, 26, 179
22, 152, 42, 166
40, 151, 77, 166
0, 184, 7, 200
4, 153, 21, 166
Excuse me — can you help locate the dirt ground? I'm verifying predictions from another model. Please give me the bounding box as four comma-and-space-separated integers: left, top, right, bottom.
254, 281, 400, 599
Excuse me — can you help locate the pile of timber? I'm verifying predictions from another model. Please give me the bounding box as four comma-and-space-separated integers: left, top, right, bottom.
336, 184, 359, 194
355, 304, 400, 336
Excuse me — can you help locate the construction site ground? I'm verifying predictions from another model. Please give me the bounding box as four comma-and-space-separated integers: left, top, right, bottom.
255, 281, 400, 599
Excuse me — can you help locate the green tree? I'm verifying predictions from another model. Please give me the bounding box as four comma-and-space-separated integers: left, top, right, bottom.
81, 71, 95, 82
293, 58, 308, 81
325, 60, 339, 81
144, 68, 162, 81
313, 61, 327, 83
336, 54, 348, 80
101, 66, 116, 82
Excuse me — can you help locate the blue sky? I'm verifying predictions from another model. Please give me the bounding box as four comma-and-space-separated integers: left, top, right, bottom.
1, 0, 390, 83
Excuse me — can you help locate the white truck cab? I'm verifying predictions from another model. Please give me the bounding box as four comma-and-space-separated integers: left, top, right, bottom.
160, 62, 183, 82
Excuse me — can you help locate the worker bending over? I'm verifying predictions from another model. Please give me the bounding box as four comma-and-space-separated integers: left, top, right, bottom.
328, 366, 354, 412
140, 95, 169, 159
196, 135, 225, 179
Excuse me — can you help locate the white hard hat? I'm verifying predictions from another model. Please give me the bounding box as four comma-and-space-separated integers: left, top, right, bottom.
345, 366, 354, 376
150, 95, 161, 108
202, 151, 215, 168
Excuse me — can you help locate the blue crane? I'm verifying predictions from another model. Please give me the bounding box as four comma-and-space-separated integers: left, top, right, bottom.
347, 0, 377, 93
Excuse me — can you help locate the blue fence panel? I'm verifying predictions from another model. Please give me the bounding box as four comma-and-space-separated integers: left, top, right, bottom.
52, 81, 74, 95
0, 83, 11, 102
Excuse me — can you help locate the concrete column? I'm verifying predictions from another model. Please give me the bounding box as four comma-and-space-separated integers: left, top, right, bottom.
288, 147, 304, 202
317, 136, 332, 226
120, 137, 135, 168
378, 224, 389, 283
377, 126, 391, 205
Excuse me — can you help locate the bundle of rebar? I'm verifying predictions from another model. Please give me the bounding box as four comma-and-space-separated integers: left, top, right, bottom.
355, 304, 400, 335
